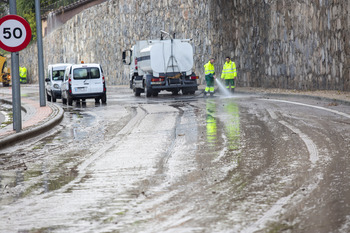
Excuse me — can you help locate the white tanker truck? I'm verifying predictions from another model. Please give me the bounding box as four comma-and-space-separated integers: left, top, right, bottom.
122, 31, 199, 97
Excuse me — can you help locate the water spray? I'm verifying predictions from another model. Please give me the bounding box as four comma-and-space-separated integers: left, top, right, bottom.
215, 78, 232, 97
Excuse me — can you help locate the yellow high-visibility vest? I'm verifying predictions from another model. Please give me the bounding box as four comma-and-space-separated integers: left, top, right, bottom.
204, 61, 215, 76
221, 61, 237, 79
19, 67, 27, 78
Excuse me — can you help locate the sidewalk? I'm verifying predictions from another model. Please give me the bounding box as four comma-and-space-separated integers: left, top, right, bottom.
0, 97, 64, 149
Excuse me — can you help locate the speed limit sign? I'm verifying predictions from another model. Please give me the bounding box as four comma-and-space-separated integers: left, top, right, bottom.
0, 15, 32, 52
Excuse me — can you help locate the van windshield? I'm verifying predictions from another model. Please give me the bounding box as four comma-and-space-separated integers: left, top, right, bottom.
73, 67, 100, 80
52, 70, 65, 81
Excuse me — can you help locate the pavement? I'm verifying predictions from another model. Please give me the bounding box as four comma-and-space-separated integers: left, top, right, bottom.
0, 96, 64, 149
0, 85, 349, 149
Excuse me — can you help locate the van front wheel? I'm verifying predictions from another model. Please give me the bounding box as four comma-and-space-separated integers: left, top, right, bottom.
47, 93, 51, 102
52, 91, 57, 102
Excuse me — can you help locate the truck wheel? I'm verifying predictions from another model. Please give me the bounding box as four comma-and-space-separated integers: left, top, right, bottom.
68, 95, 73, 106
172, 90, 179, 95
52, 91, 57, 102
152, 92, 158, 97
134, 88, 141, 97
145, 87, 152, 97
47, 93, 51, 102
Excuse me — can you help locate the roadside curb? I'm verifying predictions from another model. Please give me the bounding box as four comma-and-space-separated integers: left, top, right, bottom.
0, 101, 64, 149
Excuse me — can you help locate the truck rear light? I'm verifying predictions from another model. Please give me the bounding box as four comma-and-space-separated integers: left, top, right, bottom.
135, 58, 138, 70
190, 76, 199, 80
151, 78, 165, 82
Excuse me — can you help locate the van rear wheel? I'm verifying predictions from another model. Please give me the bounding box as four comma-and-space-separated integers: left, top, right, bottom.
68, 96, 73, 106
101, 93, 107, 104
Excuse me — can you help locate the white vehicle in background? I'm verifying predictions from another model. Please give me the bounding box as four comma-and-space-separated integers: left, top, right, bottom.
45, 63, 70, 102
122, 31, 198, 97
61, 63, 106, 106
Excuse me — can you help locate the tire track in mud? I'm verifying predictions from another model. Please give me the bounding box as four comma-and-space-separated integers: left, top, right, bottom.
266, 108, 319, 166
58, 106, 148, 193
109, 103, 202, 232
242, 99, 350, 232
242, 106, 322, 233
0, 105, 150, 232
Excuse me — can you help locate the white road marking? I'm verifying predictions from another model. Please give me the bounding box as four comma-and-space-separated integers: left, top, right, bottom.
279, 120, 319, 165
263, 99, 350, 119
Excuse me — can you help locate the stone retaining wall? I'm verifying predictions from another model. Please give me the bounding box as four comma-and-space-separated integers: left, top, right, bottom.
18, 0, 350, 91
212, 0, 350, 90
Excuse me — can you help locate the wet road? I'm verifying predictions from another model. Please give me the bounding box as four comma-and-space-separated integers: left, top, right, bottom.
0, 86, 350, 232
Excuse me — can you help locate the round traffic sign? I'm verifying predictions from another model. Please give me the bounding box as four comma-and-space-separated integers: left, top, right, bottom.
0, 15, 32, 52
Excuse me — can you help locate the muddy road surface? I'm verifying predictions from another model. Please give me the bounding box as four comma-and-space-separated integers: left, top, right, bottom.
0, 86, 350, 233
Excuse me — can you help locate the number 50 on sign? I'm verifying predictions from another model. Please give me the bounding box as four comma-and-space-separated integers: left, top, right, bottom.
0, 15, 32, 52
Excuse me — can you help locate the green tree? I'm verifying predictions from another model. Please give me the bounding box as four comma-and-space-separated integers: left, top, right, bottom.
16, 0, 66, 41
1, 0, 75, 41
17, 0, 36, 40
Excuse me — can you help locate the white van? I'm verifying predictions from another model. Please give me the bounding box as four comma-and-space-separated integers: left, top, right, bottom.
45, 64, 70, 102
61, 63, 106, 105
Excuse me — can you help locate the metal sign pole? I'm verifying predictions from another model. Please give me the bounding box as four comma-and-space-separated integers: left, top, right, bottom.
35, 0, 46, 107
9, 0, 21, 132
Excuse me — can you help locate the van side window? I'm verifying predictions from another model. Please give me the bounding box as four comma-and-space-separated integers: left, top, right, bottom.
52, 70, 65, 81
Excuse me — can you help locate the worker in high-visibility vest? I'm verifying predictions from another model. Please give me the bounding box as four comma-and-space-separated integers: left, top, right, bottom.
221, 56, 237, 92
19, 66, 27, 84
203, 58, 216, 96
